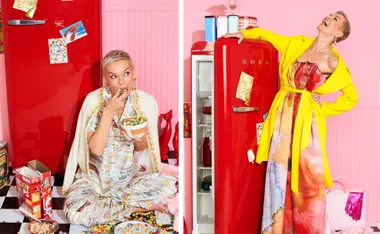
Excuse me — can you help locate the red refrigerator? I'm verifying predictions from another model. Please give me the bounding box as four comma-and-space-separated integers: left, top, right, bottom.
2, 0, 102, 174
214, 38, 278, 234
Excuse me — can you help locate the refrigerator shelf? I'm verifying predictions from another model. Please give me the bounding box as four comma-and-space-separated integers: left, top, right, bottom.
198, 165, 212, 170
198, 123, 212, 127
200, 95, 212, 101
199, 91, 212, 99
198, 117, 212, 127
198, 215, 214, 224
198, 188, 211, 195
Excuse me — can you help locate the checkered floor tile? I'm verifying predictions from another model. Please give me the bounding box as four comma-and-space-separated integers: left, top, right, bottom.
0, 174, 89, 234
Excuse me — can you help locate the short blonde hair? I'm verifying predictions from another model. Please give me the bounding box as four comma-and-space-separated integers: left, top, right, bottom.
102, 50, 134, 75
336, 11, 351, 43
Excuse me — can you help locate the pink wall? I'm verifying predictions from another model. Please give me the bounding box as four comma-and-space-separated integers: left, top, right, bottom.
0, 55, 9, 143
184, 0, 380, 231
0, 0, 179, 149
102, 0, 179, 149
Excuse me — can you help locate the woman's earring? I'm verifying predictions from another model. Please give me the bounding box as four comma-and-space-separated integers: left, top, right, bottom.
334, 36, 337, 46
133, 78, 137, 90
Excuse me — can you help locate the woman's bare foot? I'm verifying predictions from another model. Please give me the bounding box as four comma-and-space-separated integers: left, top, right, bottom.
132, 207, 149, 213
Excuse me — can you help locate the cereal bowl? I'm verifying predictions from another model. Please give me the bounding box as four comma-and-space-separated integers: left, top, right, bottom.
28, 219, 59, 234
120, 116, 148, 139
114, 221, 157, 234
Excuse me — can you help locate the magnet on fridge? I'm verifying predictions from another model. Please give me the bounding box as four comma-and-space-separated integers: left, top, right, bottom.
247, 149, 255, 163
54, 20, 65, 28
263, 112, 268, 121
59, 21, 88, 44
204, 16, 217, 42
256, 122, 264, 145
48, 38, 68, 64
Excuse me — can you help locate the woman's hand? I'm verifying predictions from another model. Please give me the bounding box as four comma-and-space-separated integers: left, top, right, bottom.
120, 130, 148, 151
312, 93, 322, 107
134, 135, 148, 152
221, 31, 244, 44
88, 89, 127, 156
104, 88, 128, 115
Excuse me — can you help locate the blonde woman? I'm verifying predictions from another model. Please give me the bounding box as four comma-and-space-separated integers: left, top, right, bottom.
224, 11, 358, 233
62, 50, 178, 228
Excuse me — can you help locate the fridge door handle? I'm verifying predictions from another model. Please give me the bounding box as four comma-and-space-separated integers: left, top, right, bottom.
232, 106, 259, 112
8, 19, 46, 26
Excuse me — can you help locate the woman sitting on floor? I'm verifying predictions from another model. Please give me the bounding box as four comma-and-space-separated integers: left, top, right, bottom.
62, 49, 178, 228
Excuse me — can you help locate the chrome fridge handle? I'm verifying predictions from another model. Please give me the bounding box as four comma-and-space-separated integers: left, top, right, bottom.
232, 106, 259, 112
8, 19, 46, 26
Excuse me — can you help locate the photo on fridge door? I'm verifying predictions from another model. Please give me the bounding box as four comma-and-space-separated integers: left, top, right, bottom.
0, 0, 180, 233
184, 1, 373, 234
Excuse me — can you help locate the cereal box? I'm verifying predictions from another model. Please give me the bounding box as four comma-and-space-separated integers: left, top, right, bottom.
0, 141, 9, 190
28, 160, 52, 219
15, 160, 52, 219
15, 166, 42, 218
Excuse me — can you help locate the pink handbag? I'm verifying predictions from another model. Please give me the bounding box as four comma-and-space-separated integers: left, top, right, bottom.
326, 179, 366, 231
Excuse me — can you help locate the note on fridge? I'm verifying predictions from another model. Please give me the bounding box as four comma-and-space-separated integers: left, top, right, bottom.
227, 15, 239, 33
13, 0, 38, 12
217, 16, 228, 38
13, 0, 38, 18
235, 71, 254, 106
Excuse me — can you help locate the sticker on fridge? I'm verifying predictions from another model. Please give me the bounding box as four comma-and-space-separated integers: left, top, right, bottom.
48, 38, 68, 64
59, 21, 87, 44
13, 0, 38, 18
235, 71, 254, 106
247, 149, 255, 163
256, 122, 264, 145
263, 112, 268, 121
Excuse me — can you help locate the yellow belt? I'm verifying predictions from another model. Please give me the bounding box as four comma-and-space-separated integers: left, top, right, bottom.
256, 86, 332, 194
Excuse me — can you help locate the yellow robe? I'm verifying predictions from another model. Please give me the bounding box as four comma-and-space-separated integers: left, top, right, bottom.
241, 27, 359, 194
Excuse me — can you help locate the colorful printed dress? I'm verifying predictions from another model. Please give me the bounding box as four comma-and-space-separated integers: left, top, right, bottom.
261, 61, 327, 234
63, 89, 178, 228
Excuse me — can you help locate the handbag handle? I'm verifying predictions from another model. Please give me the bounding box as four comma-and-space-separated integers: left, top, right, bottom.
333, 177, 349, 187
327, 177, 349, 193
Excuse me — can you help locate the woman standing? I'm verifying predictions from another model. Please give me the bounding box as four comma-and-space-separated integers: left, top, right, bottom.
223, 11, 358, 233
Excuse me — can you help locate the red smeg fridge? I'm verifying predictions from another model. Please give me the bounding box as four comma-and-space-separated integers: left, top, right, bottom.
2, 0, 102, 174
214, 38, 279, 234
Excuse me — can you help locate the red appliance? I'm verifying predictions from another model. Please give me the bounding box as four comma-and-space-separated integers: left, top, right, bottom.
214, 38, 279, 234
2, 0, 102, 174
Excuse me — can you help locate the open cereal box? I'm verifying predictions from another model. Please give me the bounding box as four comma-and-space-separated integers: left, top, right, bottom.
15, 160, 52, 219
